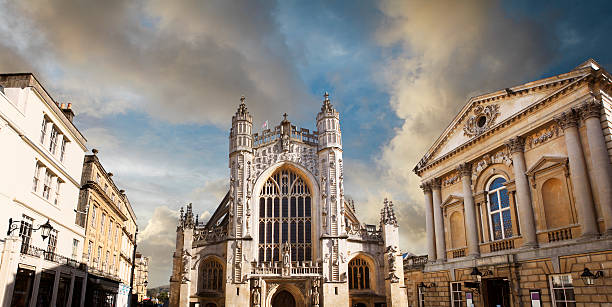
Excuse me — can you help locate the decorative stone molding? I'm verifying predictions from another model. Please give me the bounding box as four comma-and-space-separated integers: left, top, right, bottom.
463, 104, 500, 137
579, 99, 602, 120
419, 181, 432, 192
442, 173, 460, 187
505, 136, 525, 154
457, 163, 472, 177
470, 150, 512, 183
430, 178, 442, 190
253, 142, 318, 179
525, 124, 562, 149
554, 110, 580, 130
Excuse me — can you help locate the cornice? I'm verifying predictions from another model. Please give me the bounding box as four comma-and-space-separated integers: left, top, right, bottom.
83, 181, 129, 222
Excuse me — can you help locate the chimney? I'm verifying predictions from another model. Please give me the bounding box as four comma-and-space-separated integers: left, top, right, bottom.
61, 102, 75, 122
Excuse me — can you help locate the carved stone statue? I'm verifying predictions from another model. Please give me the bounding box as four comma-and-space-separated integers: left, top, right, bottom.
282, 243, 291, 276
312, 278, 320, 307
252, 287, 260, 307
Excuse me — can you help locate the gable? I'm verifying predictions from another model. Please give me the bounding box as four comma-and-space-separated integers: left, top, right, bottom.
431, 88, 558, 161
415, 64, 596, 174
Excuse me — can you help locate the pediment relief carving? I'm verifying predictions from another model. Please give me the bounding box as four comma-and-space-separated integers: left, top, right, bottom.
463, 104, 500, 137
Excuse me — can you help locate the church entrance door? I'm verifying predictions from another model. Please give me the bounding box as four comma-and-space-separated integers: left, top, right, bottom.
272, 290, 296, 307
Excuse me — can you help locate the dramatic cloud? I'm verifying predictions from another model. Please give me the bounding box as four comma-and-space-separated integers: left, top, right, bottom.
0, 0, 311, 125
137, 206, 179, 286
364, 0, 558, 253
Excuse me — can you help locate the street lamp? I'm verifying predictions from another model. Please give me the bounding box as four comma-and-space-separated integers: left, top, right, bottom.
580, 268, 604, 286
470, 267, 493, 277
7, 218, 54, 240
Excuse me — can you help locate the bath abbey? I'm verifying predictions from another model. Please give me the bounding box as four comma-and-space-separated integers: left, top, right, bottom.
169, 94, 409, 307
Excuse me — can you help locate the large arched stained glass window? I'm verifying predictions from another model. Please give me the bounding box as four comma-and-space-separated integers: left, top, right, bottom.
487, 176, 513, 240
200, 259, 224, 292
258, 168, 312, 262
348, 258, 370, 290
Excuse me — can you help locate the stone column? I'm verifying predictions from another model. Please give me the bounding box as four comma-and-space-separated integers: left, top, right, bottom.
420, 182, 436, 262
580, 100, 612, 235
431, 179, 446, 262
505, 136, 538, 248
555, 110, 599, 238
457, 163, 480, 258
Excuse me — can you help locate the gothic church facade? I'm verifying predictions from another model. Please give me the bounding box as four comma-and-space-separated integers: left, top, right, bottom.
170, 94, 408, 307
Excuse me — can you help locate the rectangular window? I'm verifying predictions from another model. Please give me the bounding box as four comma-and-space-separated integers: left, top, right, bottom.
40, 117, 48, 144
19, 215, 34, 253
417, 286, 425, 307
32, 163, 41, 192
450, 282, 463, 307
72, 239, 79, 259
108, 221, 113, 244
87, 241, 93, 264
54, 180, 62, 205
96, 173, 101, 183
101, 213, 106, 230
36, 271, 55, 307
46, 229, 58, 261
10, 267, 35, 307
59, 138, 67, 162
97, 246, 102, 267
42, 170, 52, 199
550, 274, 575, 306
49, 127, 58, 153
91, 206, 97, 227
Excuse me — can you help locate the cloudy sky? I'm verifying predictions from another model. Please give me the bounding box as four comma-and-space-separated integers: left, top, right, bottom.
1, 0, 611, 287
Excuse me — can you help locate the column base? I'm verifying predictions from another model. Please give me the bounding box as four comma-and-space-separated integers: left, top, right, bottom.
435, 258, 446, 264
466, 253, 480, 259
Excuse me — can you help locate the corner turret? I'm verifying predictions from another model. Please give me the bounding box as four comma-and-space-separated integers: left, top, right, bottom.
316, 92, 342, 150
229, 96, 253, 154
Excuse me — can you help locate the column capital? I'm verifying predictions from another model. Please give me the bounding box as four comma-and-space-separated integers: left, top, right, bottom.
456, 163, 472, 177
505, 136, 525, 154
554, 110, 579, 130
419, 182, 432, 193
430, 178, 441, 189
579, 99, 602, 120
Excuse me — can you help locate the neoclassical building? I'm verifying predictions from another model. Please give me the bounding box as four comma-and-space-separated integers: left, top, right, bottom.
170, 94, 408, 307
406, 59, 612, 306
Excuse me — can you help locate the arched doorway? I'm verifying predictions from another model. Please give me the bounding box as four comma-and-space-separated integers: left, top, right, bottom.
272, 290, 296, 307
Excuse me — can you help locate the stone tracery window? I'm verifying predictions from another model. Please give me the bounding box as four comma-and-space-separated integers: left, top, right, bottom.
487, 176, 513, 240
200, 259, 224, 292
258, 168, 312, 262
348, 258, 370, 290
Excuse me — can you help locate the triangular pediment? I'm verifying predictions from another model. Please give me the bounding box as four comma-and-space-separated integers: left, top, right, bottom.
441, 194, 463, 208
415, 61, 599, 173
526, 156, 568, 176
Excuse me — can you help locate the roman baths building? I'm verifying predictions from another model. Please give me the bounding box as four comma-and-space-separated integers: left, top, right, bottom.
406, 59, 612, 306
170, 94, 409, 307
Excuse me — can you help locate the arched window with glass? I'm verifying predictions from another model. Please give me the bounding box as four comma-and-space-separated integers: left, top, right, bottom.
200, 259, 224, 292
258, 168, 312, 263
348, 258, 370, 290
487, 176, 513, 241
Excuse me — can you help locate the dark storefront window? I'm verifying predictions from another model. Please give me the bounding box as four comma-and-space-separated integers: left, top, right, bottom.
56, 274, 71, 307
10, 267, 35, 307
71, 277, 83, 307
36, 271, 56, 307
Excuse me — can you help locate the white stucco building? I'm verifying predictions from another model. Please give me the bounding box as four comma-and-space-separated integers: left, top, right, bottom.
0, 73, 88, 307
170, 94, 409, 307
